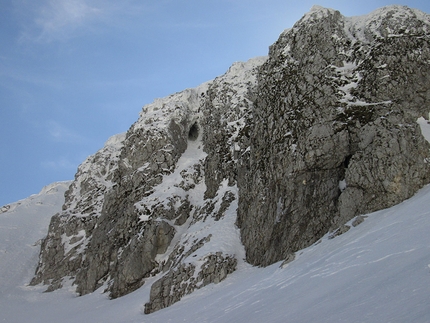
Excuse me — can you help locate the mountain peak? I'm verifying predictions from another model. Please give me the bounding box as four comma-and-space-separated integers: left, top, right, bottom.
298, 5, 339, 25
344, 5, 430, 42
27, 4, 430, 315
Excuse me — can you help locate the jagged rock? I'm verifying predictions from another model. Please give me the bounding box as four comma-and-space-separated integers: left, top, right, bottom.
30, 5, 430, 314
31, 86, 209, 296
30, 56, 253, 306
351, 215, 367, 227
0, 205, 11, 214
237, 5, 430, 266
144, 253, 237, 314
280, 253, 296, 269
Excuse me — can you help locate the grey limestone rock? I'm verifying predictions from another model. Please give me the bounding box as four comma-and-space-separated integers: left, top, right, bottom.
237, 5, 430, 266
30, 4, 430, 314
144, 253, 237, 314
31, 87, 209, 296
30, 55, 258, 309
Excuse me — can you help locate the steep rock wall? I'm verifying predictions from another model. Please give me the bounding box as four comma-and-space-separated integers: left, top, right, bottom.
237, 5, 430, 266
31, 86, 209, 296
30, 57, 264, 312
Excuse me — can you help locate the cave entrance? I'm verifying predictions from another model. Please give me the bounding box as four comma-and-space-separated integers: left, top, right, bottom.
188, 122, 199, 141
343, 154, 352, 168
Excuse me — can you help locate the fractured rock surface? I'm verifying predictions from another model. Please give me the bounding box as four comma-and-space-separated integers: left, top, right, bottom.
237, 5, 430, 266
31, 5, 430, 313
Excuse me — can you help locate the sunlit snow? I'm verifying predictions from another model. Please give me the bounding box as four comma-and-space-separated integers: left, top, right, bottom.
1, 177, 430, 322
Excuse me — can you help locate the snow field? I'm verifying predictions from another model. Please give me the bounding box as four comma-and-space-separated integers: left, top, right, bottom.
1, 179, 430, 322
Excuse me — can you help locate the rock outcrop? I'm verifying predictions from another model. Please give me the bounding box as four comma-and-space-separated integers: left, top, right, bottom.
31, 55, 264, 312
31, 5, 430, 314
237, 5, 430, 266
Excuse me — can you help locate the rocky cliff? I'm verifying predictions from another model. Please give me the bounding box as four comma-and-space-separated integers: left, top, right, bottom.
30, 5, 430, 313
238, 5, 430, 266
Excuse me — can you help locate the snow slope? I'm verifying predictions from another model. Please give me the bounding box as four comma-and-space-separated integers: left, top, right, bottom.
1, 176, 430, 322
0, 181, 70, 296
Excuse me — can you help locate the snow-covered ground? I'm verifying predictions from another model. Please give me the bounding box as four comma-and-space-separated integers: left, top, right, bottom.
1, 174, 430, 322
0, 182, 70, 296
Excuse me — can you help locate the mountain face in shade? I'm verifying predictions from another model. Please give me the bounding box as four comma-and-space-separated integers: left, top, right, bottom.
29, 5, 430, 313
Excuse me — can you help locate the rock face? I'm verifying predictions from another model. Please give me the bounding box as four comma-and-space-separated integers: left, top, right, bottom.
237, 5, 430, 266
31, 56, 264, 312
31, 5, 430, 313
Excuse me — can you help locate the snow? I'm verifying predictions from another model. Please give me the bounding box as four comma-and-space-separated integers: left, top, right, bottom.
339, 179, 347, 191
298, 5, 430, 44
179, 180, 245, 265
135, 134, 207, 216
104, 132, 127, 149
0, 182, 71, 295
300, 5, 337, 24
1, 176, 430, 322
134, 131, 245, 273
344, 5, 430, 42
132, 82, 210, 133
61, 230, 87, 257
417, 116, 430, 143
2, 7, 430, 322
334, 61, 362, 104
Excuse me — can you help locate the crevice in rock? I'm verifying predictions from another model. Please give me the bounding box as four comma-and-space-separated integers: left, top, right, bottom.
343, 154, 353, 168
188, 122, 199, 141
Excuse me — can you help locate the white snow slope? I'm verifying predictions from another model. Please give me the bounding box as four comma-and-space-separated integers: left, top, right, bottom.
1, 172, 430, 322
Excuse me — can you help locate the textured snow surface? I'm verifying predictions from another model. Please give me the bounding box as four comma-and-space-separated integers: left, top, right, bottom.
0, 182, 71, 294
298, 5, 430, 43
1, 180, 430, 322
134, 136, 207, 215
131, 55, 266, 134
345, 5, 430, 41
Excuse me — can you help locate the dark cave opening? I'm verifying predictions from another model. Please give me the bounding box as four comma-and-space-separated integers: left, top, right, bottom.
188, 122, 199, 141
343, 154, 353, 168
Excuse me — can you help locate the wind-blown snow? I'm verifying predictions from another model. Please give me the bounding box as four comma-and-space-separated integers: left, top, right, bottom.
300, 5, 430, 43
134, 135, 207, 216
134, 132, 245, 275
0, 182, 70, 295
345, 5, 430, 41
1, 178, 430, 322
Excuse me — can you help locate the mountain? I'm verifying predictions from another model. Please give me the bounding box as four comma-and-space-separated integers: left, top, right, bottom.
1, 160, 430, 322
0, 182, 71, 295
238, 4, 430, 266
1, 5, 430, 321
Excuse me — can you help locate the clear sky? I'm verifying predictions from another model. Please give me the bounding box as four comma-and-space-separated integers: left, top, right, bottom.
1, 0, 430, 206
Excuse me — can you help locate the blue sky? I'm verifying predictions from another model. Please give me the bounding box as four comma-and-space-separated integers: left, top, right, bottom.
1, 0, 430, 206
